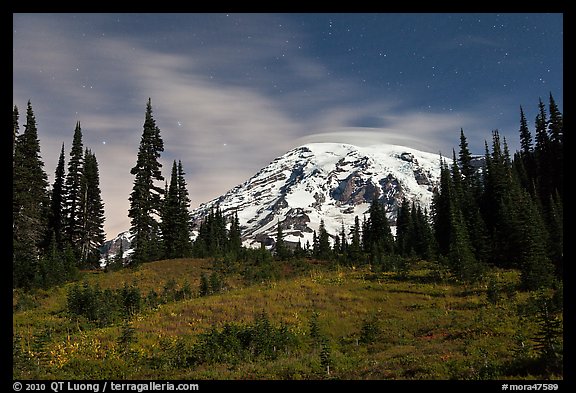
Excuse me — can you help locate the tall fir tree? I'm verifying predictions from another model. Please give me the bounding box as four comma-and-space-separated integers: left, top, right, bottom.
317, 219, 332, 260
274, 220, 288, 260
481, 131, 516, 267
339, 221, 348, 255
519, 106, 534, 157
176, 160, 193, 256
78, 149, 105, 267
161, 161, 180, 259
458, 130, 489, 263
434, 158, 481, 281
161, 160, 192, 259
431, 157, 453, 257
228, 210, 242, 257
411, 203, 433, 260
129, 99, 165, 265
534, 98, 554, 203
63, 121, 85, 259
395, 198, 413, 257
348, 216, 362, 263
13, 101, 50, 288
547, 93, 563, 200
516, 107, 537, 195
364, 197, 394, 256
46, 143, 67, 251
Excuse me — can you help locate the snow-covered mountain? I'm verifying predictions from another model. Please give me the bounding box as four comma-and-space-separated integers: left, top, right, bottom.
100, 230, 134, 261
100, 142, 451, 259
190, 143, 449, 248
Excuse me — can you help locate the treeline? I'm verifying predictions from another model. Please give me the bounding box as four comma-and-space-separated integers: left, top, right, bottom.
13, 94, 562, 293
267, 94, 563, 290
431, 94, 562, 290
13, 102, 105, 289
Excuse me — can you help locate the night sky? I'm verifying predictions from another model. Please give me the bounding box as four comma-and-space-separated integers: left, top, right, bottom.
13, 13, 563, 239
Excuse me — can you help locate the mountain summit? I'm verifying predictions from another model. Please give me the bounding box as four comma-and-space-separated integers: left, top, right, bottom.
190, 143, 448, 248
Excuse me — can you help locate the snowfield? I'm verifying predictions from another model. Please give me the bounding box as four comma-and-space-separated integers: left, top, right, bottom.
190, 142, 450, 248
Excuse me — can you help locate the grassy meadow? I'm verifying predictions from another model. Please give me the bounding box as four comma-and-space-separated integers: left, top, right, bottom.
12, 258, 563, 380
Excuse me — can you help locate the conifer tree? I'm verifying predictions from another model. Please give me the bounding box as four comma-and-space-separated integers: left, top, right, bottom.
317, 219, 332, 260
547, 93, 563, 199
78, 149, 105, 267
63, 121, 85, 257
129, 99, 165, 265
481, 131, 516, 267
364, 197, 394, 258
519, 106, 534, 157
506, 184, 554, 290
431, 158, 452, 257
46, 143, 67, 251
433, 157, 481, 281
517, 106, 536, 194
162, 171, 192, 258
13, 101, 50, 288
162, 161, 182, 259
175, 160, 193, 256
534, 98, 554, 203
457, 130, 489, 263
348, 216, 362, 263
411, 204, 433, 260
274, 220, 288, 260
395, 198, 412, 256
228, 211, 242, 257
339, 222, 347, 255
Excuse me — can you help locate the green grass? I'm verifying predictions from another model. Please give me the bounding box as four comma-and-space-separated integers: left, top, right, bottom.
12, 258, 562, 380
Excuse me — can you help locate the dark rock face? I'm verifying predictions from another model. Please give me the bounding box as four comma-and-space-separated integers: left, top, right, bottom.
331, 172, 380, 205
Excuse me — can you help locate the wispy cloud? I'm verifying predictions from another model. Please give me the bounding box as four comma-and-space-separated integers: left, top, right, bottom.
13, 14, 533, 239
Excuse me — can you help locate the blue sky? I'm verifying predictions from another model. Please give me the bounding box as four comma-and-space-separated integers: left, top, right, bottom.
13, 13, 563, 239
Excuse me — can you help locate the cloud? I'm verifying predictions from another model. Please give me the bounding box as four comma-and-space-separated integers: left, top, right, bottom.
14, 14, 508, 239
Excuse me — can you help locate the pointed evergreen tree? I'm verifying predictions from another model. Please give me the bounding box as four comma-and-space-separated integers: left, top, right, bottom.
46, 143, 67, 251
161, 161, 180, 259
365, 197, 394, 256
507, 183, 554, 290
312, 230, 319, 258
395, 198, 412, 257
339, 221, 347, 255
274, 220, 288, 260
517, 105, 536, 194
176, 160, 193, 256
432, 157, 452, 257
412, 204, 433, 260
519, 106, 533, 157
481, 131, 516, 267
435, 156, 481, 281
63, 121, 85, 258
457, 131, 490, 263
78, 149, 105, 267
13, 101, 50, 288
317, 219, 332, 260
348, 216, 362, 263
534, 98, 553, 203
458, 129, 478, 192
128, 98, 165, 265
547, 93, 563, 199
161, 160, 192, 259
228, 210, 242, 257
